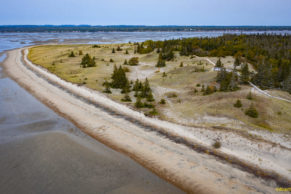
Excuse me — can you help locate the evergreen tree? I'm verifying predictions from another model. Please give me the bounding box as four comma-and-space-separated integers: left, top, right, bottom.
122, 92, 131, 102
124, 59, 128, 65
228, 67, 239, 91
240, 63, 250, 84
111, 65, 128, 89
180, 62, 184, 67
112, 48, 115, 53
125, 49, 129, 54
215, 58, 223, 68
156, 53, 166, 67
103, 80, 112, 93
81, 54, 96, 68
234, 57, 240, 66
253, 61, 274, 89
283, 66, 291, 93
233, 99, 242, 108
245, 104, 259, 118
135, 97, 143, 108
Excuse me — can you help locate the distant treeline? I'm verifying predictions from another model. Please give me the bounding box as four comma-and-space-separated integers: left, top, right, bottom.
136, 34, 291, 93
1, 25, 291, 32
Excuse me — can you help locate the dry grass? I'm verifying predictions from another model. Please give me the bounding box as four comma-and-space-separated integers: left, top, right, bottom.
28, 44, 291, 134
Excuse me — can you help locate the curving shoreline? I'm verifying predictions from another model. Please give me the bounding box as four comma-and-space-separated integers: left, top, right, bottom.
3, 47, 291, 193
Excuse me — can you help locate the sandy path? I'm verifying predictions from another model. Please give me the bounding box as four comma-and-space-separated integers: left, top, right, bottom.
206, 57, 291, 103
3, 48, 291, 193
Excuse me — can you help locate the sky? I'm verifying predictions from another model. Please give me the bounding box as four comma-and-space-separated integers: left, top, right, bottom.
0, 0, 291, 26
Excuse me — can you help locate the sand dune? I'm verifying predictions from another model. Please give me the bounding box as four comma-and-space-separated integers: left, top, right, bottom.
2, 48, 290, 193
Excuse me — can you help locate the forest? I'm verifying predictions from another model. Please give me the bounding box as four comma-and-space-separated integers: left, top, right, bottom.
136, 34, 291, 93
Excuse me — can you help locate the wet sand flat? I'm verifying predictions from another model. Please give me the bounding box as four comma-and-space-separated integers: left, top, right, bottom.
0, 57, 184, 194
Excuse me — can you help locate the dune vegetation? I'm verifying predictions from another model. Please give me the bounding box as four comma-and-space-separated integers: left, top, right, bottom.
28, 42, 291, 134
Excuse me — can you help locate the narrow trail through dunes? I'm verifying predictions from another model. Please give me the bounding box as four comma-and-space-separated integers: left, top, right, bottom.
206, 58, 291, 103
2, 48, 291, 193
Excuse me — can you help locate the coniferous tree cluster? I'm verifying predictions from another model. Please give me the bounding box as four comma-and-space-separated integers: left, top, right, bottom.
136, 34, 291, 93
133, 78, 154, 102
81, 54, 96, 68
216, 67, 239, 91
110, 65, 129, 89
136, 41, 154, 54
103, 66, 157, 110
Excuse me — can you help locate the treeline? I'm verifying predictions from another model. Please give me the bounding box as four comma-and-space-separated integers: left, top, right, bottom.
136, 34, 291, 93
1, 25, 291, 32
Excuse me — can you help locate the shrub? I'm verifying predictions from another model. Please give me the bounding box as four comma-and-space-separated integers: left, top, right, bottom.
143, 102, 154, 108
245, 104, 259, 118
109, 58, 114, 62
112, 48, 115, 53
129, 57, 139, 66
92, 45, 100, 48
121, 94, 131, 102
123, 67, 130, 72
180, 62, 184, 67
203, 85, 217, 95
125, 50, 129, 54
234, 99, 242, 108
79, 50, 83, 55
166, 92, 178, 98
69, 51, 75, 57
159, 99, 166, 104
145, 109, 159, 117
116, 46, 122, 51
212, 141, 221, 149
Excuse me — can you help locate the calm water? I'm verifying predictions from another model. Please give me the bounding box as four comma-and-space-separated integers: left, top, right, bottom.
1, 31, 291, 53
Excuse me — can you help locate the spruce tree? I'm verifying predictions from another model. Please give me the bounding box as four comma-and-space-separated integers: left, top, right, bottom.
228, 67, 238, 91
240, 63, 250, 84
283, 66, 291, 93
124, 59, 128, 65
234, 57, 240, 66
245, 104, 259, 118
233, 99, 242, 108
215, 58, 223, 68
156, 53, 166, 67
103, 80, 112, 93
135, 97, 143, 108
253, 61, 274, 89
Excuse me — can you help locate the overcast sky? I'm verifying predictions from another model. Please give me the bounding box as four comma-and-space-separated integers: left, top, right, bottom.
1, 0, 291, 25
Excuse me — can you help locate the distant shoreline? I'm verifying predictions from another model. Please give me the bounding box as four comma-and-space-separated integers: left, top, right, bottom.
1, 25, 291, 33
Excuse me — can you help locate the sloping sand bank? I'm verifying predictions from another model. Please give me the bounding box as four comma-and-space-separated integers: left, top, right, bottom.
2, 48, 290, 193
